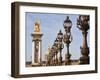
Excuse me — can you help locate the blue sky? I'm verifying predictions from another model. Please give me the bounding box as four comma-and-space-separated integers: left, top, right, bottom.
25, 12, 90, 62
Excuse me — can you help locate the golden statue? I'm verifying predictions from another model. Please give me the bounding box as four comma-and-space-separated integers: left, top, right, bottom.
34, 21, 40, 32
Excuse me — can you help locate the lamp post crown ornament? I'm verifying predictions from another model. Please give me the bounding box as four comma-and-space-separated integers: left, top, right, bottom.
57, 30, 63, 40
77, 15, 89, 31
58, 30, 63, 35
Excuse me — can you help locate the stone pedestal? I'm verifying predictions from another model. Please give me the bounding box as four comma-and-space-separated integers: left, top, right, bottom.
80, 46, 89, 64
80, 31, 89, 64
31, 32, 43, 66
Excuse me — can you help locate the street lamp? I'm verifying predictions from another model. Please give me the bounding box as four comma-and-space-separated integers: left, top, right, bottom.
47, 49, 53, 66
77, 15, 90, 64
63, 16, 73, 65
50, 46, 55, 66
57, 30, 64, 65
53, 39, 59, 65
63, 16, 72, 33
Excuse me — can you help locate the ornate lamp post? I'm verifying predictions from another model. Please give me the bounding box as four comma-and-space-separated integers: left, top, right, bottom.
63, 16, 73, 65
49, 47, 55, 66
46, 50, 52, 66
53, 39, 59, 65
57, 30, 64, 65
77, 15, 89, 64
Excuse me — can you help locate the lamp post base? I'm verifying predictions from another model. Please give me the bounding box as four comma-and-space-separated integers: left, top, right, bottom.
80, 47, 89, 64
58, 57, 62, 65
65, 53, 71, 65
80, 56, 89, 64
